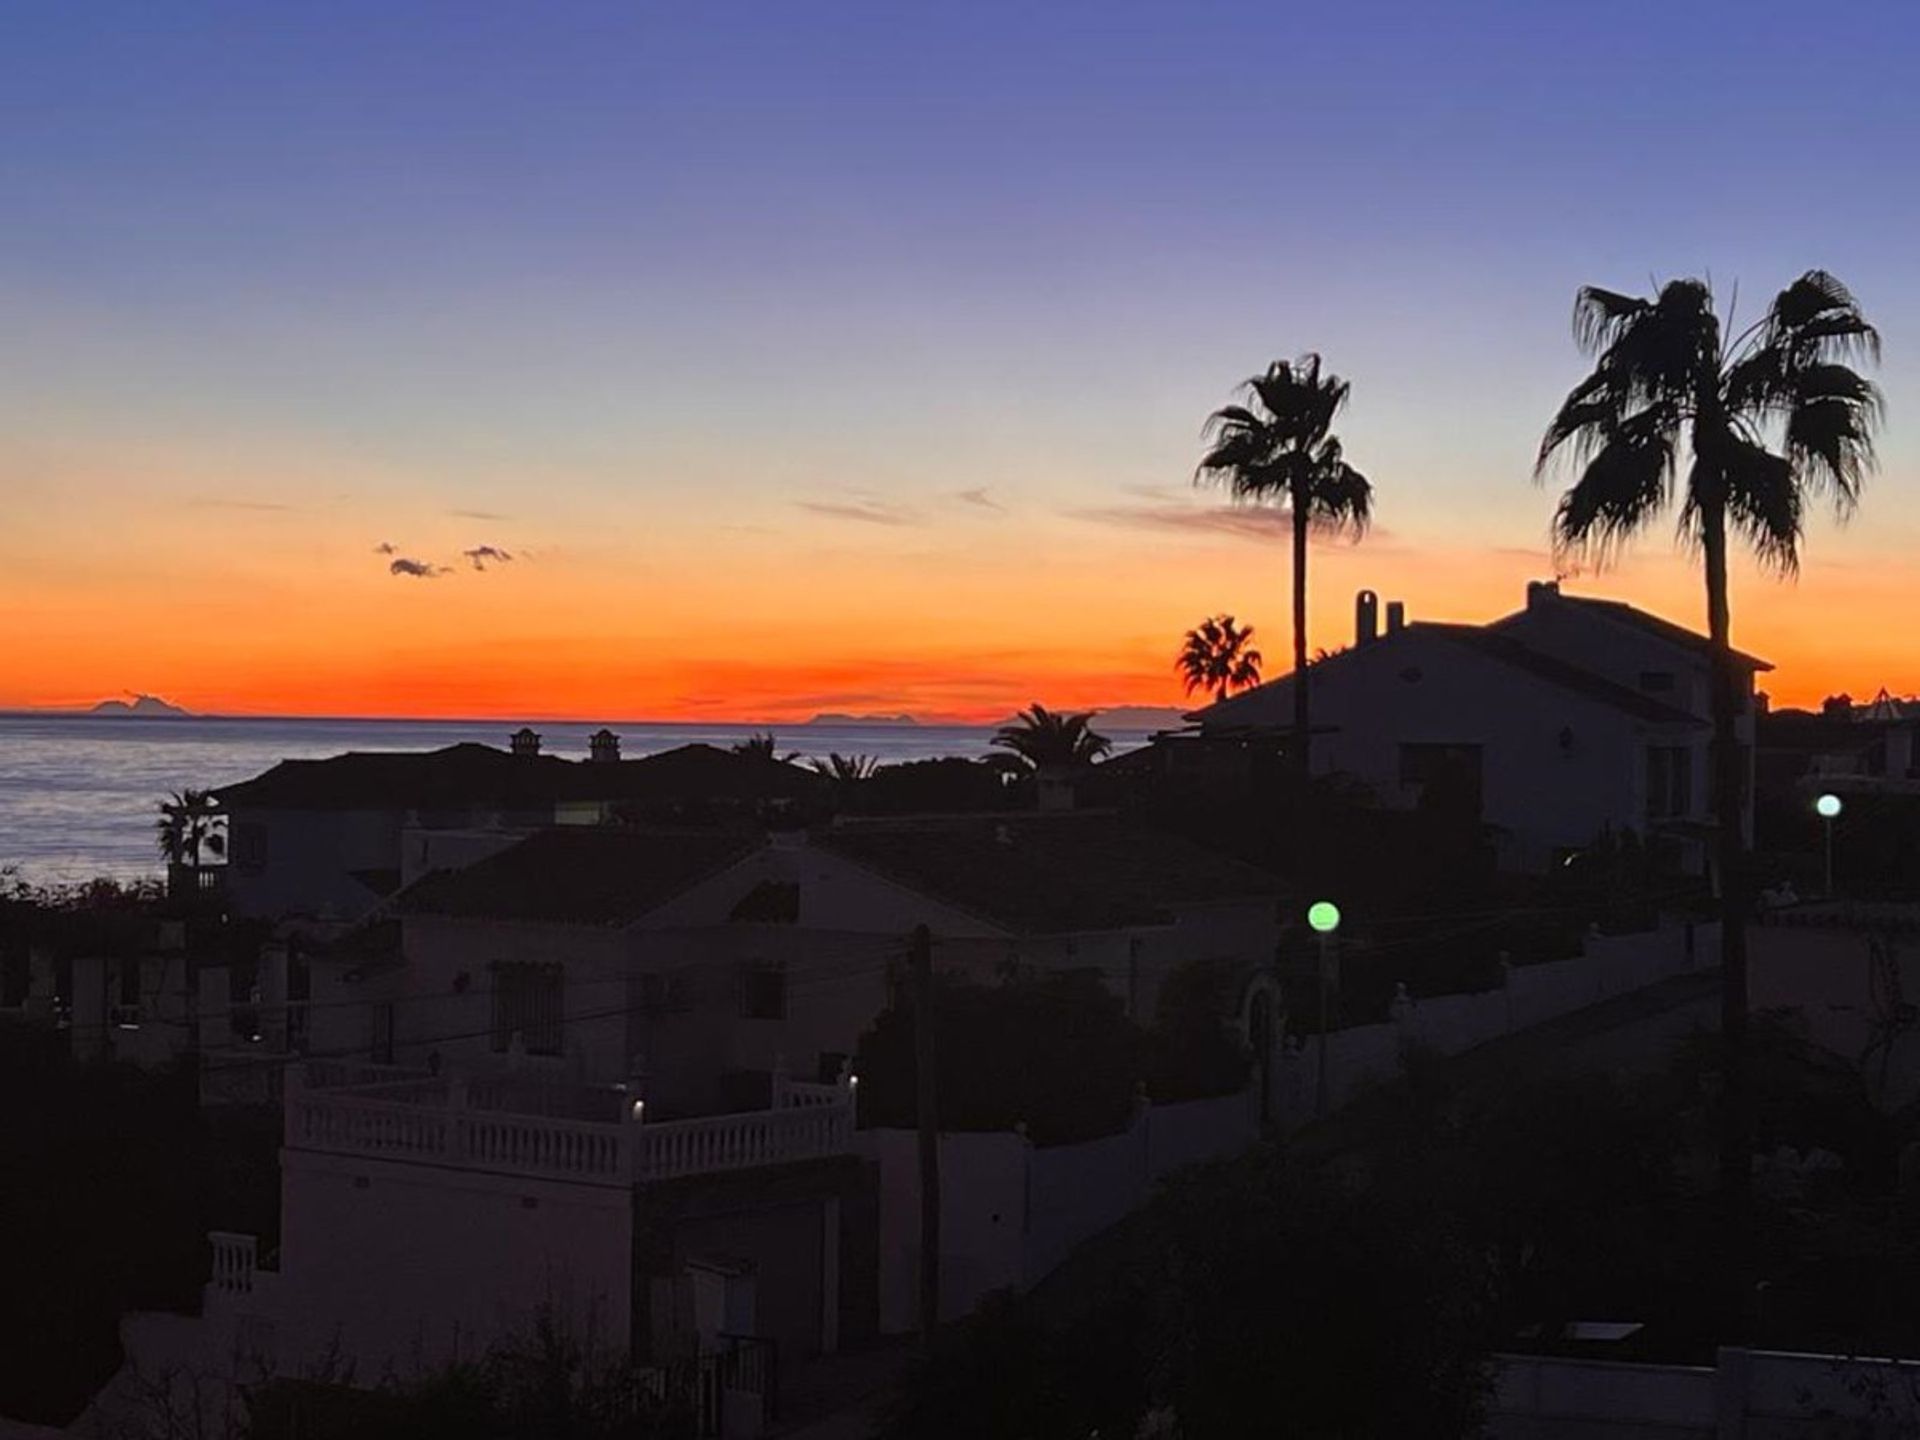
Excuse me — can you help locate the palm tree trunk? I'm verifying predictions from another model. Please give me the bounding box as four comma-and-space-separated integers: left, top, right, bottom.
1700, 501, 1753, 1260
1291, 491, 1310, 792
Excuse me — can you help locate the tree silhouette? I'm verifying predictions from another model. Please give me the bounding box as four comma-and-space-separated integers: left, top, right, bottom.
810, 753, 879, 783
730, 733, 796, 763
1196, 354, 1372, 786
155, 789, 225, 870
991, 704, 1112, 770
1536, 268, 1882, 1224
1176, 615, 1264, 706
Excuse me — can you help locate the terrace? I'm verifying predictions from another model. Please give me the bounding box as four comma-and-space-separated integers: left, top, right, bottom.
282, 1058, 858, 1189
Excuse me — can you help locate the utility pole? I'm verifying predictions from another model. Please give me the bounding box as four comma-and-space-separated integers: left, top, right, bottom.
911, 923, 940, 1350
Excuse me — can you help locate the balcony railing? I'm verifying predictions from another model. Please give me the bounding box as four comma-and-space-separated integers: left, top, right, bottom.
208, 1231, 258, 1294
286, 1067, 856, 1188
633, 1102, 854, 1184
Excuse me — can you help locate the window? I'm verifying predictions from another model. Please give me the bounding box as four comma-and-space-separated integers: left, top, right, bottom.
740, 961, 786, 1021
491, 962, 563, 1056
1646, 745, 1693, 820
1639, 670, 1676, 693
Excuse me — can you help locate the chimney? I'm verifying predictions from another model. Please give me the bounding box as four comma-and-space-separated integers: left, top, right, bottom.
1385, 600, 1406, 635
1355, 590, 1379, 646
589, 728, 621, 764
510, 726, 542, 757
1526, 579, 1561, 609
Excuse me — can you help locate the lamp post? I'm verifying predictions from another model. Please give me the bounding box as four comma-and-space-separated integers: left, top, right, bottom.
1815, 793, 1843, 898
1308, 901, 1342, 1117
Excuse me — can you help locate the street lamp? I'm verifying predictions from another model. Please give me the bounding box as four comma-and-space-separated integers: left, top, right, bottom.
1815, 793, 1843, 897
1308, 902, 1341, 1116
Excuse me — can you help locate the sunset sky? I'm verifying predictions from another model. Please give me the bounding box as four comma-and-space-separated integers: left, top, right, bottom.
4, 1, 1919, 721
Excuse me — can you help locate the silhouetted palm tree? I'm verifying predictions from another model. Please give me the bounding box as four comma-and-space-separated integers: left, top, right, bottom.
1536, 269, 1882, 1216
1196, 354, 1372, 785
991, 705, 1112, 770
811, 753, 879, 783
732, 734, 797, 763
1177, 615, 1264, 706
155, 789, 225, 870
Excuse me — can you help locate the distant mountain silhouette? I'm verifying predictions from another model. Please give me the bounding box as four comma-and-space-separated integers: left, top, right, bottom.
90, 693, 191, 717
803, 713, 920, 727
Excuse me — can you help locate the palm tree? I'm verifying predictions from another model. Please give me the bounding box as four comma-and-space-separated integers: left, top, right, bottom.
156, 789, 225, 870
732, 734, 797, 763
811, 753, 879, 783
1536, 269, 1882, 1216
1177, 615, 1264, 706
1195, 354, 1372, 786
991, 704, 1112, 771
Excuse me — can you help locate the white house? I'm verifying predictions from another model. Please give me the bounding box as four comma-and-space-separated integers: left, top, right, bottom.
379, 813, 1286, 1116
211, 739, 829, 924
1192, 581, 1770, 873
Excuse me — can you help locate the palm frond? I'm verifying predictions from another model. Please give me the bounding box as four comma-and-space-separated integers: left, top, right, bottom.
1302, 445, 1372, 538
1550, 419, 1677, 566
1571, 287, 1649, 354
1711, 440, 1803, 576
1768, 270, 1882, 363
1785, 395, 1876, 513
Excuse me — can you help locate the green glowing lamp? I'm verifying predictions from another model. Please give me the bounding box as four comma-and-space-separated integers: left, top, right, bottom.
1307, 900, 1342, 934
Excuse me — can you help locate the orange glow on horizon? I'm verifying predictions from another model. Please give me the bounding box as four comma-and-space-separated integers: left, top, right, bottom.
5, 518, 1912, 723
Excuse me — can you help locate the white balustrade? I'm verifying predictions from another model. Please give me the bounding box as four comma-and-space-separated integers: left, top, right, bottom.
634, 1097, 854, 1183
208, 1230, 257, 1294
288, 1070, 855, 1187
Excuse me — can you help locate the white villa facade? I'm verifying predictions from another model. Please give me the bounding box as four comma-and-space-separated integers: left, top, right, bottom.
1192, 581, 1769, 873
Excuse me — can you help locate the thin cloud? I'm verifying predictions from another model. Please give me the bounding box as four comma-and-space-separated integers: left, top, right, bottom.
389, 557, 448, 579
188, 497, 296, 513
797, 499, 920, 527
450, 508, 510, 521
1067, 492, 1392, 546
954, 487, 1004, 512
462, 544, 514, 571
373, 541, 398, 555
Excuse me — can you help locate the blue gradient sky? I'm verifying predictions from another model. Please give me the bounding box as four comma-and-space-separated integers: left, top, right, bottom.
4, 1, 1918, 717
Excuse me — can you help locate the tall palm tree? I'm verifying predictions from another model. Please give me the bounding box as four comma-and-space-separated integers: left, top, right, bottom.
1195, 354, 1372, 786
991, 704, 1112, 771
1537, 269, 1882, 1217
156, 789, 225, 870
1177, 615, 1264, 706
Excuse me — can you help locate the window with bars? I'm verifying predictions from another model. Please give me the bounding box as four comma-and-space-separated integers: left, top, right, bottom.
492, 962, 564, 1055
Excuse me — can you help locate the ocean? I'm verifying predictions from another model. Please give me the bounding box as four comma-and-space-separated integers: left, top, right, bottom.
0, 713, 1150, 886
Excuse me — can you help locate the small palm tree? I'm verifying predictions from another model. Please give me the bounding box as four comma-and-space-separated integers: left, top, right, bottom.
991, 704, 1112, 771
811, 753, 879, 783
732, 734, 797, 763
1536, 268, 1882, 1214
1196, 354, 1372, 786
1177, 615, 1264, 706
156, 789, 225, 870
